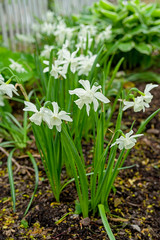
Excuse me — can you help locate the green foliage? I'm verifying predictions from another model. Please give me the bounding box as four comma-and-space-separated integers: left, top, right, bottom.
7, 149, 16, 212
20, 219, 29, 229
0, 47, 36, 83
0, 109, 28, 149
31, 119, 64, 202
7, 150, 38, 216
75, 0, 160, 69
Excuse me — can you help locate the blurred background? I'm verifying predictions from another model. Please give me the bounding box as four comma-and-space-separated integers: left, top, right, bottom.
0, 0, 159, 50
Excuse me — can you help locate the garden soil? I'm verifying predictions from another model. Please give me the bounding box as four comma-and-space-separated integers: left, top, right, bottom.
0, 83, 160, 240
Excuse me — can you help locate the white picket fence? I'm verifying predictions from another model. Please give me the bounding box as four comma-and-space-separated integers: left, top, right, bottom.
0, 0, 97, 51
0, 0, 48, 50
54, 0, 98, 15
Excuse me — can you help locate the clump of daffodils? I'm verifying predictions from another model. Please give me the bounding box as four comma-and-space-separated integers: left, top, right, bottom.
42, 46, 99, 79
123, 84, 158, 112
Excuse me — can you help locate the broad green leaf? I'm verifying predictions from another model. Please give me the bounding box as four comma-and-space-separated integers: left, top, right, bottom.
99, 0, 116, 11
117, 10, 128, 21
151, 9, 160, 17
100, 9, 118, 22
153, 19, 160, 26
148, 26, 160, 35
118, 41, 135, 52
128, 25, 148, 36
151, 40, 160, 50
135, 43, 152, 55
141, 3, 157, 17
123, 14, 138, 25
127, 72, 160, 84
0, 47, 35, 82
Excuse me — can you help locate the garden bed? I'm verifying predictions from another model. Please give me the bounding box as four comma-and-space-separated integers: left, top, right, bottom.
0, 83, 159, 240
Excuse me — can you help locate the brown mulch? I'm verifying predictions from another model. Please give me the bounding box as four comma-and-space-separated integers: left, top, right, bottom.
0, 83, 160, 240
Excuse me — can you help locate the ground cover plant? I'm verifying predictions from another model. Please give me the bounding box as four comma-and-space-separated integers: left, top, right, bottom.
0, 1, 160, 239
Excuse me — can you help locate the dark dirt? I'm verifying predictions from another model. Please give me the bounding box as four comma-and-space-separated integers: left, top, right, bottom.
0, 83, 160, 240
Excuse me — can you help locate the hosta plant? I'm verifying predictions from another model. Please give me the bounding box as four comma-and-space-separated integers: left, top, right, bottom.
74, 0, 160, 69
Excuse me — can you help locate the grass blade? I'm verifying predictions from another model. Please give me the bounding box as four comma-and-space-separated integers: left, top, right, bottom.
7, 148, 16, 212
98, 204, 116, 240
24, 152, 39, 216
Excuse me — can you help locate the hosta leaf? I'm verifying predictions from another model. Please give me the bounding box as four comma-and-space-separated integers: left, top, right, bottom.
123, 14, 138, 25
129, 25, 148, 36
151, 40, 160, 50
151, 9, 160, 17
135, 43, 152, 55
99, 0, 116, 11
100, 9, 118, 22
141, 3, 157, 17
118, 41, 135, 52
153, 19, 160, 26
148, 26, 160, 35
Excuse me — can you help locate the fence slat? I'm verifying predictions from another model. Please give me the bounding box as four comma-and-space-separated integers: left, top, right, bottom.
4, 0, 15, 51
0, 3, 9, 47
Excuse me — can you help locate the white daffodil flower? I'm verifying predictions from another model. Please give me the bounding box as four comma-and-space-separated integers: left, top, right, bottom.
143, 83, 158, 103
49, 102, 73, 132
44, 11, 55, 23
78, 24, 97, 39
9, 59, 27, 73
57, 40, 69, 61
0, 84, 19, 98
41, 22, 55, 36
0, 75, 19, 98
43, 60, 67, 79
40, 45, 54, 59
123, 83, 158, 112
30, 107, 52, 127
61, 48, 79, 73
76, 34, 93, 50
111, 130, 143, 150
23, 101, 53, 127
77, 54, 99, 76
96, 25, 112, 44
69, 80, 110, 116
123, 96, 150, 112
